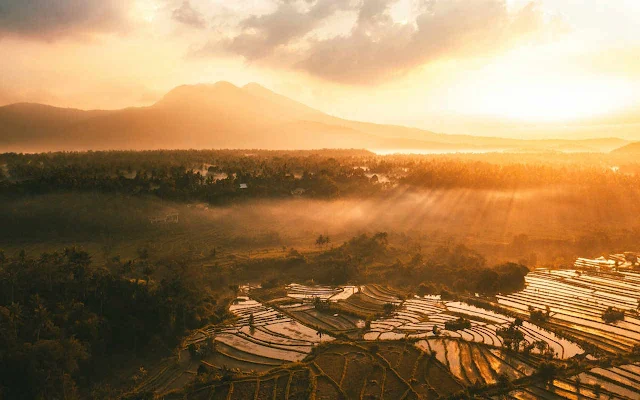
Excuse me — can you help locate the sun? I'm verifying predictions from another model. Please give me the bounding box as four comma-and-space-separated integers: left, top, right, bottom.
453, 47, 637, 123
477, 77, 634, 122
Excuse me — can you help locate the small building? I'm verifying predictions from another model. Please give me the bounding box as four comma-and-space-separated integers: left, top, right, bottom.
574, 253, 639, 271
574, 256, 615, 271
291, 188, 306, 197
239, 183, 248, 189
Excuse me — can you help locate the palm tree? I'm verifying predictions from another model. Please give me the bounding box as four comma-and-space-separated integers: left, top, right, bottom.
143, 265, 155, 286
3, 267, 18, 304
8, 302, 22, 337
31, 296, 51, 341
249, 313, 255, 335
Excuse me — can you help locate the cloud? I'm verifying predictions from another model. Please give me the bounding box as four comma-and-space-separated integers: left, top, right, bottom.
200, 0, 565, 84
0, 0, 129, 40
225, 0, 353, 60
172, 1, 206, 29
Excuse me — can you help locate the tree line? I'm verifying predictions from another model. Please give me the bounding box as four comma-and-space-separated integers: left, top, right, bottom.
2, 150, 640, 204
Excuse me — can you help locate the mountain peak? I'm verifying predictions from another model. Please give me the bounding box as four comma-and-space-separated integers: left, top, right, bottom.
155, 81, 244, 107
242, 82, 271, 93
243, 82, 265, 89
212, 81, 240, 90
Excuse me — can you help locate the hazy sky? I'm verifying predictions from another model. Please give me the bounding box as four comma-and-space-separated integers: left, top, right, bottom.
1, 0, 639, 139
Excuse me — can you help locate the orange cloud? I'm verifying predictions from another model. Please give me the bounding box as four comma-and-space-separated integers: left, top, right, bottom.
195, 0, 566, 84
172, 1, 207, 29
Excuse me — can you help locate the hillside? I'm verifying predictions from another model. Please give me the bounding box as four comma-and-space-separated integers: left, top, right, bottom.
0, 82, 629, 152
611, 141, 640, 154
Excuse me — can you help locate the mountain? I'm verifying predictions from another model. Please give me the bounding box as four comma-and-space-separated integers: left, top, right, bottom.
0, 82, 630, 152
611, 141, 640, 154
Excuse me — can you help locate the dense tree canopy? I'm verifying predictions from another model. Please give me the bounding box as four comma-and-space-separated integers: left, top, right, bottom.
0, 248, 230, 399
2, 149, 640, 204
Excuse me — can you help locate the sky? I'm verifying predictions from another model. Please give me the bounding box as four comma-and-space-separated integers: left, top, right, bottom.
1, 0, 639, 139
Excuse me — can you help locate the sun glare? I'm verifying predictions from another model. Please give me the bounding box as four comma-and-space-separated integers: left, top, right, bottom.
476, 78, 634, 122
452, 45, 637, 123
135, 0, 159, 23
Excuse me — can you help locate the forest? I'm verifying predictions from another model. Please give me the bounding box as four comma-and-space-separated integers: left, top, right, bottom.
0, 247, 234, 399
0, 234, 529, 398
2, 149, 640, 204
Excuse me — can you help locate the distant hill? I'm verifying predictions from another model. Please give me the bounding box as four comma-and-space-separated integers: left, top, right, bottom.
611, 141, 640, 154
0, 81, 629, 152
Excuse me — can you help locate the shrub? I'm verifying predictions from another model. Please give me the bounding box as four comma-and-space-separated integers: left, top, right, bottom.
383, 302, 395, 315
601, 307, 624, 324
440, 289, 455, 301
536, 362, 558, 383
261, 277, 281, 289
444, 317, 472, 331
529, 306, 549, 323
417, 282, 437, 296
188, 343, 198, 358
497, 322, 525, 352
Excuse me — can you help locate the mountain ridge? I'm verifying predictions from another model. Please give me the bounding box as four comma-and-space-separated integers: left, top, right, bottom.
611, 141, 640, 153
0, 81, 629, 153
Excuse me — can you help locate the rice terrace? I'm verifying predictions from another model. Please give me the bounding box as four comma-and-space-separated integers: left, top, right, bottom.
123, 252, 640, 399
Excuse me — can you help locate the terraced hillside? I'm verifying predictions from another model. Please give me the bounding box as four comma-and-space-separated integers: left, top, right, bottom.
286, 283, 358, 302
183, 341, 466, 400
195, 296, 333, 371
415, 338, 537, 385
332, 284, 404, 318
134, 267, 640, 399
496, 269, 640, 354
286, 303, 364, 335
312, 342, 464, 399
500, 363, 640, 400
364, 295, 583, 359
184, 365, 313, 400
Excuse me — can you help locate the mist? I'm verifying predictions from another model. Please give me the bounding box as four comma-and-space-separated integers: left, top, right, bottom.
3, 185, 638, 267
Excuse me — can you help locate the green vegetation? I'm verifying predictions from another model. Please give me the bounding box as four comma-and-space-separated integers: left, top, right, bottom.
497, 320, 526, 352
535, 361, 559, 384
529, 305, 551, 323
602, 307, 625, 324
0, 248, 231, 399
4, 149, 640, 203
395, 246, 529, 296
444, 317, 472, 331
